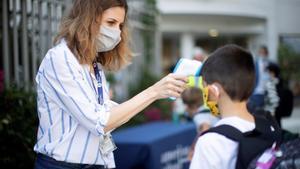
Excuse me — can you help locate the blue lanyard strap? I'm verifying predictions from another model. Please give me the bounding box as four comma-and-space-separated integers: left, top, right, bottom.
93, 62, 104, 105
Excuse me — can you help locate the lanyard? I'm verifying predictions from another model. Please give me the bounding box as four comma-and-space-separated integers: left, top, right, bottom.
92, 62, 104, 105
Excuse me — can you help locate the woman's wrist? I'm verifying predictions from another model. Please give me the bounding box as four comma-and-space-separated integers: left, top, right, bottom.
145, 86, 159, 101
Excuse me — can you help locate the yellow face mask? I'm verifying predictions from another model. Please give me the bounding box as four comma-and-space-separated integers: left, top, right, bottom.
187, 76, 220, 116
202, 86, 220, 117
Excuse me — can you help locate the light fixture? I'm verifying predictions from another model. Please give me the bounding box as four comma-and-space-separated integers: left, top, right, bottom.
209, 29, 219, 37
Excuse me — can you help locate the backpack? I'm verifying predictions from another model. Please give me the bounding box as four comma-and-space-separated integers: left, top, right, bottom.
276, 88, 294, 117
201, 114, 282, 169
247, 137, 300, 169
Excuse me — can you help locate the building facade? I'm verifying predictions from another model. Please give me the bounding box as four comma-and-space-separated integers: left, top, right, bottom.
1, 0, 72, 89
2, 0, 300, 99
156, 0, 300, 73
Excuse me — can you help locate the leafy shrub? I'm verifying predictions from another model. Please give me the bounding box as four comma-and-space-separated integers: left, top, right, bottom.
278, 44, 300, 96
0, 88, 38, 168
123, 69, 173, 128
278, 44, 300, 82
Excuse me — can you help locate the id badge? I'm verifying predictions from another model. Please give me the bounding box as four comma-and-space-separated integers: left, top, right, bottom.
99, 134, 117, 156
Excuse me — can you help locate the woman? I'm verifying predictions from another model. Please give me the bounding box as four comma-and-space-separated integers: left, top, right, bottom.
34, 0, 187, 168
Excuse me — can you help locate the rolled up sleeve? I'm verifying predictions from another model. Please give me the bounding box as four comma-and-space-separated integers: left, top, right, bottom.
37, 48, 110, 136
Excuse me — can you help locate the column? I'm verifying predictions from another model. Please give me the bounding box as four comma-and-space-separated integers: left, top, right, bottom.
2, 0, 10, 87
22, 0, 29, 90
266, 2, 278, 62
180, 32, 194, 59
31, 0, 37, 84
13, 0, 20, 85
153, 26, 162, 76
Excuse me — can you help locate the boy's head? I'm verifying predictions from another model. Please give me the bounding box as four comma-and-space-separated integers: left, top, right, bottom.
200, 44, 255, 103
182, 87, 203, 113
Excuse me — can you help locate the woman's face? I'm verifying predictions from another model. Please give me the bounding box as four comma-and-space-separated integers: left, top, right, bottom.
101, 7, 125, 31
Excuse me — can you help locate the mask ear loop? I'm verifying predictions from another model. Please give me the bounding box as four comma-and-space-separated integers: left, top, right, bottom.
208, 85, 220, 116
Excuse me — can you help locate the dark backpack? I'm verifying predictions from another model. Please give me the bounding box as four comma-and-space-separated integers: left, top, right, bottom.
201, 114, 282, 169
246, 137, 300, 169
276, 88, 294, 117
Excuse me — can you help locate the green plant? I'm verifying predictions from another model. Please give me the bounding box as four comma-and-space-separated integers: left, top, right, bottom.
116, 0, 165, 129
0, 87, 38, 168
278, 44, 300, 83
121, 69, 172, 128
106, 72, 116, 85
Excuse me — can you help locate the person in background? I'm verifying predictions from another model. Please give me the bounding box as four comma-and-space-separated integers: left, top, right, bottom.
33, 0, 187, 168
171, 47, 208, 123
263, 64, 280, 116
181, 87, 219, 161
193, 47, 207, 62
181, 87, 218, 131
248, 45, 271, 113
266, 63, 294, 127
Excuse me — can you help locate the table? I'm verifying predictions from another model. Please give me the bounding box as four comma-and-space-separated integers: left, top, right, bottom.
112, 121, 197, 169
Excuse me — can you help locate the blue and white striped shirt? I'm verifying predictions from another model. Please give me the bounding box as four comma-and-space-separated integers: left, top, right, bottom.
34, 40, 117, 167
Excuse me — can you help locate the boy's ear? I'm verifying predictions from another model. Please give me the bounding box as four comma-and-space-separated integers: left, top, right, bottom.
208, 84, 220, 99
212, 85, 220, 97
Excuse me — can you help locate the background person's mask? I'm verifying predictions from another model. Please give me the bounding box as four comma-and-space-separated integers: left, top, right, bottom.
96, 26, 121, 52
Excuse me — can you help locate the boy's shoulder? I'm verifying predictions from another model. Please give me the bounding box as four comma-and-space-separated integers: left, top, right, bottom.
196, 117, 255, 148
193, 122, 242, 169
214, 116, 255, 133
204, 115, 280, 139
196, 129, 237, 157
197, 117, 255, 148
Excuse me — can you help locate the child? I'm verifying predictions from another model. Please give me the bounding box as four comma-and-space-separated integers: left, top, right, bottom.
190, 44, 281, 169
266, 63, 293, 127
181, 87, 219, 132
181, 87, 219, 161
263, 63, 280, 116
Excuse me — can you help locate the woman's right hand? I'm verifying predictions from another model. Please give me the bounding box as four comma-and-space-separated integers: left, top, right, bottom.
106, 73, 187, 131
149, 73, 188, 99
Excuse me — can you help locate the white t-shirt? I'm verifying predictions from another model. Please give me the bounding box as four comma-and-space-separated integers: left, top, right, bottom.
190, 116, 255, 169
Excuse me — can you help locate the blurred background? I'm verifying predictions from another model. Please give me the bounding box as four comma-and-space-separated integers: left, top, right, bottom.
1, 0, 300, 168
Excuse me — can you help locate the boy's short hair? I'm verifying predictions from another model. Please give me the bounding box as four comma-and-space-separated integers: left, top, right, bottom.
200, 44, 255, 101
182, 87, 203, 109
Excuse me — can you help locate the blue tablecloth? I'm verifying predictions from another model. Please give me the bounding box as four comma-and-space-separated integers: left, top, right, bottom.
112, 121, 197, 169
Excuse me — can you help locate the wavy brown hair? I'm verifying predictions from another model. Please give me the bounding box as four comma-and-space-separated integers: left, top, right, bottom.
54, 0, 132, 71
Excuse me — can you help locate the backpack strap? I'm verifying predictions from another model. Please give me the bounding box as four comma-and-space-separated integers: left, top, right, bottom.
201, 125, 245, 169
201, 115, 281, 169
201, 124, 243, 142
251, 114, 282, 144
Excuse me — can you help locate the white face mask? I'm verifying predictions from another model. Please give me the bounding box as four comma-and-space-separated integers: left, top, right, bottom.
96, 26, 121, 52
